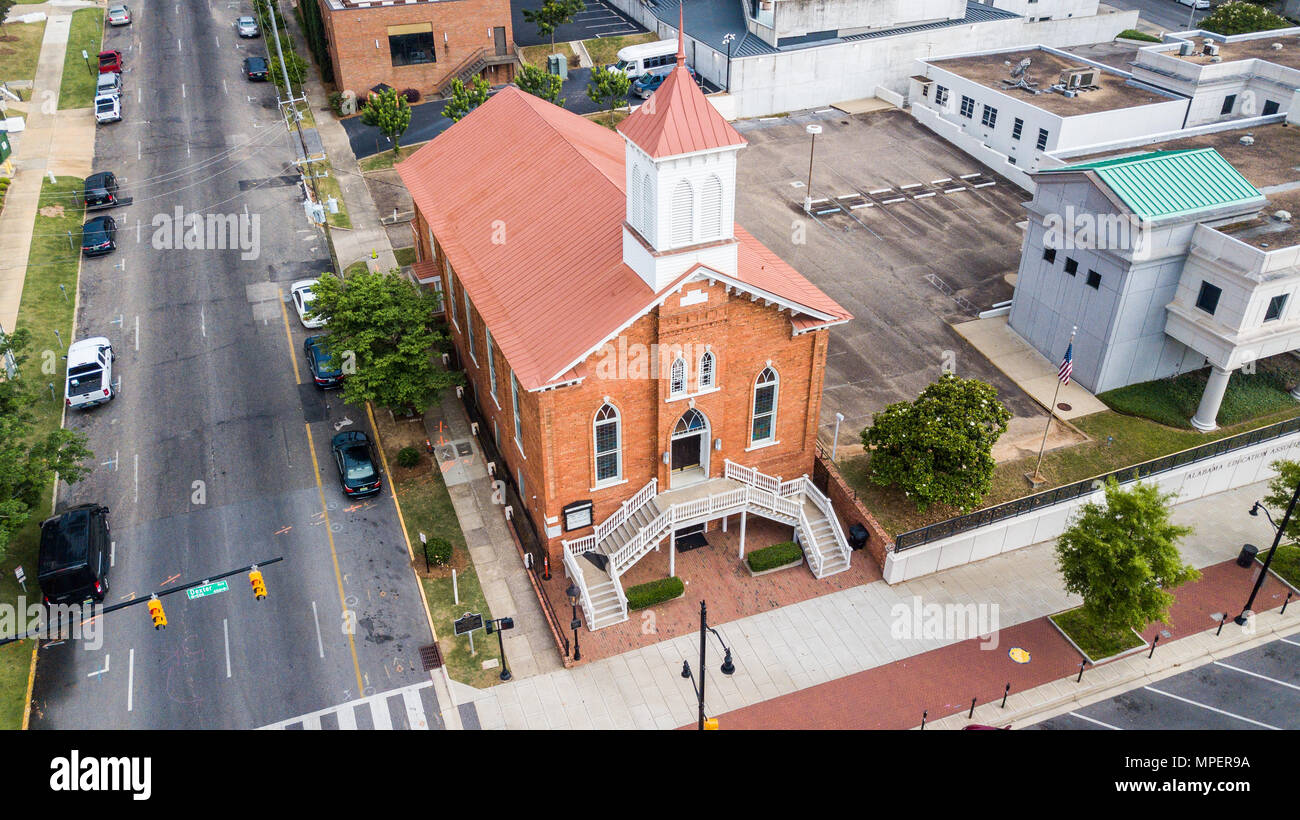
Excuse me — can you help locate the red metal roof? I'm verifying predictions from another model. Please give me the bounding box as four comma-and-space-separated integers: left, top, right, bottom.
396, 86, 849, 390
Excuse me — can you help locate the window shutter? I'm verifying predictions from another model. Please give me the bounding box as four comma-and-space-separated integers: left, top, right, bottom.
671, 180, 693, 246
701, 175, 722, 239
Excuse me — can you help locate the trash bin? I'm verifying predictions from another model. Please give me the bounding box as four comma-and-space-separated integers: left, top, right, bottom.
1237, 543, 1259, 568
849, 523, 869, 550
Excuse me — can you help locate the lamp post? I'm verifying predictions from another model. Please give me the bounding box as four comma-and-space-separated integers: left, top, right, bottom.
679, 600, 735, 730
832, 411, 845, 463
803, 123, 822, 213
485, 616, 515, 680
722, 33, 735, 93
565, 582, 582, 662
1235, 485, 1300, 625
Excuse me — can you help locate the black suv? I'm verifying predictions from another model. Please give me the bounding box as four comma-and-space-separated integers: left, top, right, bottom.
83, 171, 121, 210
38, 504, 112, 606
244, 56, 269, 81
331, 431, 382, 498
81, 215, 117, 256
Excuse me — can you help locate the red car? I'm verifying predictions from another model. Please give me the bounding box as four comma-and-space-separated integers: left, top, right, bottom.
98, 50, 123, 74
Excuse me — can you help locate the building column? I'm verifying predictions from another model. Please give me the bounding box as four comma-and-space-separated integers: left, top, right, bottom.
738, 510, 747, 559
722, 514, 728, 533
1191, 365, 1234, 432
1290, 381, 1300, 401
669, 529, 676, 578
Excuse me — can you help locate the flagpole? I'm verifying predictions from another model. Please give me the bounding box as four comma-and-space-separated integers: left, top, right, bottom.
1032, 325, 1076, 483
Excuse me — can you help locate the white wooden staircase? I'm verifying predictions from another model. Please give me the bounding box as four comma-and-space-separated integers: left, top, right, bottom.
561, 460, 853, 630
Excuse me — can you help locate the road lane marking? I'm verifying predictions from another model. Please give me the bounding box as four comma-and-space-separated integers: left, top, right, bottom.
200, 307, 206, 337
133, 454, 138, 504
87, 655, 109, 679
223, 78, 228, 95
1142, 685, 1280, 729
110, 541, 115, 567
127, 649, 133, 710
182, 83, 186, 98
134, 315, 139, 351
1214, 661, 1300, 691
224, 618, 232, 678
312, 601, 324, 658
305, 424, 365, 696
1067, 711, 1121, 730
278, 287, 302, 383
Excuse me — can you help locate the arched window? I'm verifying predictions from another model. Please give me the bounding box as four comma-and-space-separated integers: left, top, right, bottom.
699, 350, 715, 389
673, 408, 707, 436
669, 357, 686, 396
751, 366, 778, 444
594, 403, 621, 484
630, 168, 641, 230
700, 174, 722, 239
641, 171, 655, 239
671, 179, 694, 246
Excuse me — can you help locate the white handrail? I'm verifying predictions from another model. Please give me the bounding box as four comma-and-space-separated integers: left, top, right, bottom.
562, 549, 597, 624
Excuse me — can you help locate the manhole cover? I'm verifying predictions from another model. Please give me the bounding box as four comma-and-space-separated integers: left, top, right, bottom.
419, 643, 443, 670
1057, 402, 1072, 412
456, 442, 472, 456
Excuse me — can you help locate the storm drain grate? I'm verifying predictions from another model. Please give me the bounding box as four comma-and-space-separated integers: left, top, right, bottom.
419, 643, 444, 670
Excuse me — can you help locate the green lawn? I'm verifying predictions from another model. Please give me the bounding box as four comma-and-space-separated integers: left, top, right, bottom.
0, 176, 86, 729
586, 109, 629, 129
393, 246, 416, 268
310, 169, 351, 230
358, 143, 427, 173
1258, 544, 1300, 592
1051, 609, 1145, 662
581, 32, 657, 67
1098, 357, 1300, 429
519, 42, 576, 70
0, 20, 47, 85
58, 8, 104, 109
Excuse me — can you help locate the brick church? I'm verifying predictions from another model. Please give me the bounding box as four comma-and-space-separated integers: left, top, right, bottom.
396, 24, 854, 628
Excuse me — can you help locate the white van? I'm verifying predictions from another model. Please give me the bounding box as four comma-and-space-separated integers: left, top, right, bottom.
611, 39, 678, 79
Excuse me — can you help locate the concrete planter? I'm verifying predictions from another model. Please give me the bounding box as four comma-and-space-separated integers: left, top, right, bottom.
746, 556, 805, 577
1047, 608, 1149, 665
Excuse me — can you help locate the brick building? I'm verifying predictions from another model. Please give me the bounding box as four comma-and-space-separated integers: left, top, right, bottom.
316, 0, 516, 100
396, 24, 855, 629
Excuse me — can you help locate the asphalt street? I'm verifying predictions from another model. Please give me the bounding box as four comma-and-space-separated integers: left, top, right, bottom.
1106, 0, 1214, 32
29, 1, 438, 729
1031, 635, 1300, 730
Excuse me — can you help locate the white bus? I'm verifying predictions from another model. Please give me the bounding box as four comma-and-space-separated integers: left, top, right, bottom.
611, 38, 678, 79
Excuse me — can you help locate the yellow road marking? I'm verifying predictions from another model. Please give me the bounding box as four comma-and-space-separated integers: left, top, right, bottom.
305, 423, 365, 696
279, 287, 302, 383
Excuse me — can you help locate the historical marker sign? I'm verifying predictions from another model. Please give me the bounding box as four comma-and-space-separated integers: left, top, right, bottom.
454, 612, 483, 635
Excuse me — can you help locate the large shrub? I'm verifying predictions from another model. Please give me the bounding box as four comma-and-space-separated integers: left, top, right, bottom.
424, 536, 452, 566
1199, 1, 1291, 35
746, 541, 804, 573
626, 576, 684, 610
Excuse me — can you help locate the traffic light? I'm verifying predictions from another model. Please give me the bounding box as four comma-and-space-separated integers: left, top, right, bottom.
249, 568, 267, 600
147, 596, 167, 630
703, 718, 719, 730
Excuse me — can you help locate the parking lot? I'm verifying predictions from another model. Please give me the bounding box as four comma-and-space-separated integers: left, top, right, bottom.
511, 0, 643, 46
733, 109, 1044, 449
1032, 636, 1300, 730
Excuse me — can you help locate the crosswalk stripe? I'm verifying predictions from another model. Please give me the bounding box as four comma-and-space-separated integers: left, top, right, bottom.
404, 688, 430, 729
371, 697, 394, 730
259, 680, 436, 730
337, 705, 357, 730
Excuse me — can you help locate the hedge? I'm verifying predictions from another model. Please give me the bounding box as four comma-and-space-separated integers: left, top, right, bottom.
1118, 29, 1160, 43
626, 576, 684, 610
746, 541, 803, 573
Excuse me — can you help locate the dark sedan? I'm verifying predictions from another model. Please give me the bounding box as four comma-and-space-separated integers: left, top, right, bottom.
303, 335, 343, 388
330, 431, 382, 498
244, 56, 269, 82
81, 215, 117, 256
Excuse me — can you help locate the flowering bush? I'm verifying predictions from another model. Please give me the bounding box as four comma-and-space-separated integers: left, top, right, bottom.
1199, 1, 1291, 36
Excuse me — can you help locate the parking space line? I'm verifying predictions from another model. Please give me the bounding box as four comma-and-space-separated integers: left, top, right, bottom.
1068, 711, 1121, 730
959, 172, 980, 179
127, 649, 133, 711
1213, 661, 1300, 691
1142, 686, 1281, 729
223, 618, 231, 678
867, 188, 892, 195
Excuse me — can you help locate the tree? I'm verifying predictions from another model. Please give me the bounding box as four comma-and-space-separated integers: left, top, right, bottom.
522, 0, 585, 53
1056, 479, 1199, 636
307, 270, 462, 412
861, 373, 1010, 512
443, 76, 491, 123
1261, 458, 1300, 543
1, 0, 18, 25
1199, 1, 1291, 35
269, 50, 309, 92
586, 64, 631, 118
514, 63, 564, 106
360, 87, 412, 151
0, 328, 94, 562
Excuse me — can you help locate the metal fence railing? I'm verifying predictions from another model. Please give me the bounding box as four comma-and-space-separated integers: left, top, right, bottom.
893, 414, 1300, 552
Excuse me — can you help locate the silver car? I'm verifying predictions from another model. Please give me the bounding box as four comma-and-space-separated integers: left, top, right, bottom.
236, 16, 259, 38
107, 5, 131, 26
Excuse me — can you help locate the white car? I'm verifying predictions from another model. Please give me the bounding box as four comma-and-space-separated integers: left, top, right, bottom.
96, 71, 121, 100
1176, 0, 1211, 9
290, 279, 325, 328
65, 337, 115, 409
94, 94, 121, 124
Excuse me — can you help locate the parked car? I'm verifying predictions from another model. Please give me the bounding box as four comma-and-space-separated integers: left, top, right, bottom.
95, 71, 122, 99
290, 279, 325, 328
244, 56, 269, 81
94, 94, 122, 124
236, 16, 260, 38
38, 504, 112, 606
64, 337, 115, 409
98, 49, 123, 74
1175, 0, 1211, 8
83, 172, 121, 210
330, 431, 382, 498
303, 335, 343, 388
81, 215, 117, 256
107, 5, 132, 26
632, 66, 696, 99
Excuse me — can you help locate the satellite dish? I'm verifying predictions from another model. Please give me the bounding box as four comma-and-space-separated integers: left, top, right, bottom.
1010, 57, 1031, 79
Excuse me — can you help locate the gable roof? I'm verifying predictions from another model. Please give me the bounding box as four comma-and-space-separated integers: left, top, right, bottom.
395, 87, 849, 391
1039, 148, 1264, 220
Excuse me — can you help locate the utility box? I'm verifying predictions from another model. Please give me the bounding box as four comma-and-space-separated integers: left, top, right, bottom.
547, 53, 568, 81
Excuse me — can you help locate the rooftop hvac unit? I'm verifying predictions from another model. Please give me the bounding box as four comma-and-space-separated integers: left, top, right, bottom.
1059, 67, 1097, 89
1179, 41, 1194, 56
1240, 135, 1255, 145
1273, 42, 1285, 51
1202, 42, 1219, 56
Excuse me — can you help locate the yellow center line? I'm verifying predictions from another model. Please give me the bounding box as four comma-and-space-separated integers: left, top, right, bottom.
305, 423, 365, 697
279, 287, 302, 384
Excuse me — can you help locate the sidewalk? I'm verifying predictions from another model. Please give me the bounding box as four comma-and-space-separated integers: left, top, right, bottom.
439, 477, 1283, 729
0, 6, 96, 332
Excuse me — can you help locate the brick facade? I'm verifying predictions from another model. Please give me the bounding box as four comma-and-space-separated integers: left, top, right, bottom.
416, 225, 833, 567
317, 0, 515, 99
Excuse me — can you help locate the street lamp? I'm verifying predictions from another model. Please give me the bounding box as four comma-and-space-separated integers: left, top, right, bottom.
721, 33, 735, 93
565, 582, 582, 662
1236, 485, 1300, 625
803, 123, 822, 213
485, 616, 515, 680
832, 411, 845, 463
1250, 501, 1278, 531
679, 600, 735, 730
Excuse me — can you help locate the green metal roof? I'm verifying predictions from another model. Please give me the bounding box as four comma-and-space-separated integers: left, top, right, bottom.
1042, 148, 1263, 221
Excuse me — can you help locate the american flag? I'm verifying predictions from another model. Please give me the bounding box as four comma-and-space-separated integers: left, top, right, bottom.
1058, 342, 1074, 385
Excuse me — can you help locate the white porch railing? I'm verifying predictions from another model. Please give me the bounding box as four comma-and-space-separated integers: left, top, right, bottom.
561, 547, 596, 625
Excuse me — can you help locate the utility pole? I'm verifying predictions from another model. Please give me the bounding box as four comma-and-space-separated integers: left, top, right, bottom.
266, 0, 339, 278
